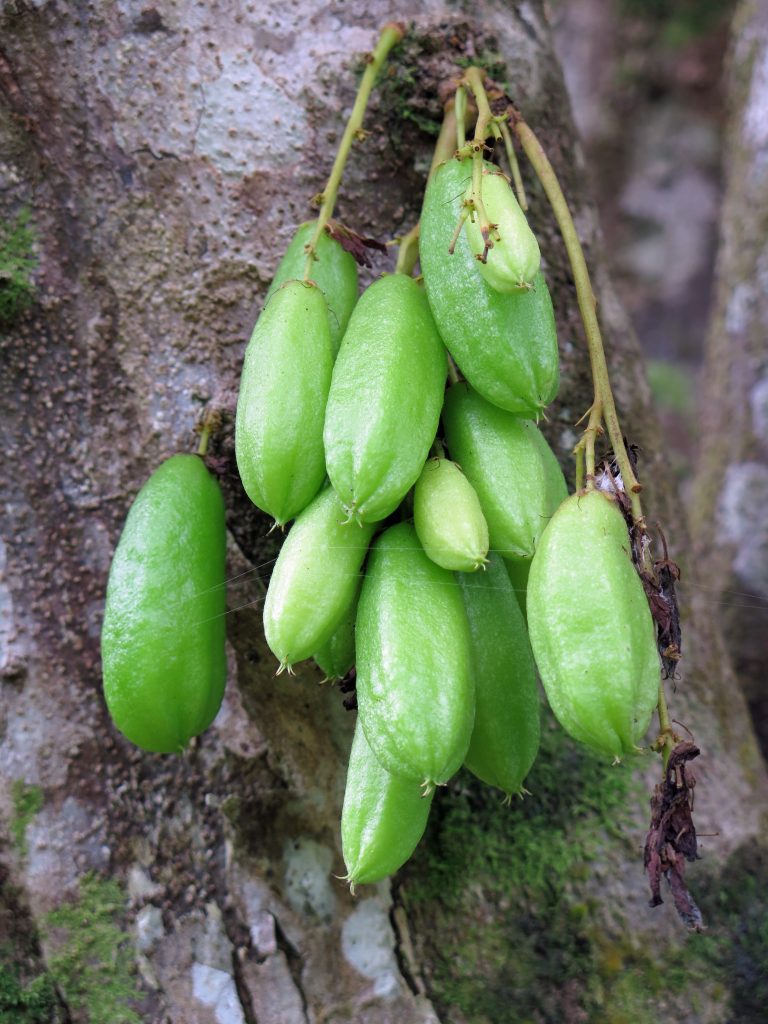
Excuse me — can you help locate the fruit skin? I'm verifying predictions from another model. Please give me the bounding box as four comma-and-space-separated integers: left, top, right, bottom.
527, 490, 660, 759
442, 383, 567, 560
420, 157, 559, 416
101, 454, 226, 754
323, 274, 447, 523
342, 719, 433, 887
356, 523, 474, 786
266, 222, 358, 356
263, 486, 374, 670
464, 167, 541, 293
235, 279, 332, 526
413, 457, 489, 572
458, 553, 540, 796
313, 587, 358, 680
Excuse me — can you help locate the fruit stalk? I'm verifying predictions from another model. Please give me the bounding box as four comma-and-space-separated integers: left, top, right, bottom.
510, 114, 677, 765
303, 22, 404, 280
512, 118, 642, 524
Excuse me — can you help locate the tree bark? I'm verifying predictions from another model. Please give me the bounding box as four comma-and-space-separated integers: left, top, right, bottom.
693, 0, 768, 759
1, 2, 766, 1023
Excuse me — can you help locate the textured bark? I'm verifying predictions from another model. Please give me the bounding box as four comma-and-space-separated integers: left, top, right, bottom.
0, 2, 766, 1023
693, 0, 768, 759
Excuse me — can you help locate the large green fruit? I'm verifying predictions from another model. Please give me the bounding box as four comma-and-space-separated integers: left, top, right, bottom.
527, 490, 660, 759
341, 720, 433, 888
323, 274, 447, 523
356, 523, 474, 788
458, 553, 540, 796
420, 157, 559, 416
101, 454, 226, 754
442, 383, 567, 560
266, 222, 358, 356
263, 486, 374, 671
235, 279, 332, 526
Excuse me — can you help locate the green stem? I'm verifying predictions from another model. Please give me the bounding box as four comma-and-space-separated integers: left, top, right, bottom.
500, 121, 528, 211
302, 22, 403, 280
513, 119, 644, 527
197, 426, 211, 458
455, 86, 467, 149
656, 682, 675, 767
395, 224, 420, 276
462, 67, 498, 258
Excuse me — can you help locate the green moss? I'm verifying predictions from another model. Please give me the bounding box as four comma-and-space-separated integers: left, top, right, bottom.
0, 959, 58, 1024
0, 207, 37, 329
10, 781, 44, 857
42, 873, 141, 1024
401, 714, 768, 1021
401, 718, 642, 1022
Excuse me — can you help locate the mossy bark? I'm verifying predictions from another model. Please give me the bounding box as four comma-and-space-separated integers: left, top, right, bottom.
0, 2, 766, 1022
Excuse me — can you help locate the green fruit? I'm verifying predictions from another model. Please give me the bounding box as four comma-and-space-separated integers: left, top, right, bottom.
266, 221, 358, 356
527, 490, 660, 759
236, 279, 332, 526
464, 166, 540, 293
323, 274, 447, 523
356, 523, 474, 788
458, 553, 540, 796
442, 383, 567, 560
503, 556, 531, 619
341, 720, 433, 888
263, 486, 374, 671
313, 588, 358, 680
101, 454, 226, 754
413, 457, 489, 571
420, 157, 559, 416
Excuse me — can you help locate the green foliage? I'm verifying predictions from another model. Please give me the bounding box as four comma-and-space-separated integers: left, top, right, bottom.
0, 960, 57, 1024
0, 207, 37, 329
10, 781, 44, 856
42, 874, 141, 1024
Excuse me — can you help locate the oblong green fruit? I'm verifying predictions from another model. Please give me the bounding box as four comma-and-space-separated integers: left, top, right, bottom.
342, 720, 433, 887
313, 587, 358, 680
263, 486, 374, 671
442, 383, 568, 560
458, 553, 540, 796
465, 166, 540, 293
323, 274, 447, 523
101, 454, 226, 754
527, 490, 660, 758
413, 457, 489, 571
266, 221, 358, 355
235, 279, 332, 526
420, 157, 559, 416
356, 523, 474, 787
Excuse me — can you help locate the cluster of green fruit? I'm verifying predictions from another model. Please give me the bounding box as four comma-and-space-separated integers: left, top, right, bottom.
231, 157, 660, 888
99, 112, 660, 895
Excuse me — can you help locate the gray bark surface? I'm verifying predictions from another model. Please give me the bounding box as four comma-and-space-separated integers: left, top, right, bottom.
1, 2, 766, 1022
693, 0, 768, 758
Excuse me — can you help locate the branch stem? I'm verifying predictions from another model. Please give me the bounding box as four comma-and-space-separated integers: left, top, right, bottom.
513, 119, 643, 526
302, 23, 403, 281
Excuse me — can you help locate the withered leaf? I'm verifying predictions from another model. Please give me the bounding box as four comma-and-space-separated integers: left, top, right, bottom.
644, 741, 704, 931
325, 220, 387, 268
